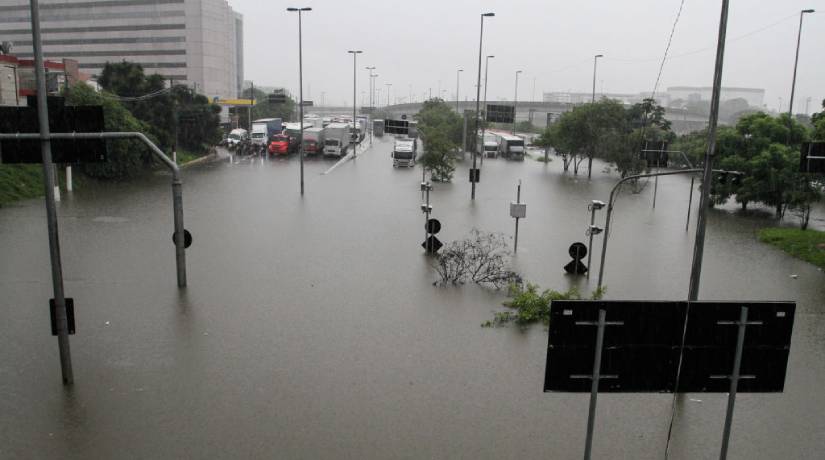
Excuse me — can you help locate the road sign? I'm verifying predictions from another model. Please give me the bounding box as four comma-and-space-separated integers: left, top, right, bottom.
172, 229, 193, 249
422, 235, 443, 253
216, 98, 255, 106
469, 168, 480, 183
385, 119, 409, 135
50, 298, 76, 336
510, 202, 526, 219
800, 142, 825, 174
486, 104, 515, 123
0, 99, 107, 164
544, 300, 795, 393
640, 142, 669, 167
425, 218, 441, 234
300, 100, 313, 107
401, 114, 407, 120
564, 242, 587, 274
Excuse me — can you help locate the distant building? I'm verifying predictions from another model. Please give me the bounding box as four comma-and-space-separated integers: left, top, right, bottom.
0, 54, 80, 106
0, 0, 244, 99
666, 86, 764, 107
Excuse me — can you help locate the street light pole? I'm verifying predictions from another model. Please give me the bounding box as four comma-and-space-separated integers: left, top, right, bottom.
287, 7, 311, 195
455, 68, 463, 113
513, 70, 522, 134
480, 55, 494, 163
591, 54, 603, 103
365, 66, 375, 110
386, 83, 392, 107
787, 9, 815, 142
472, 12, 495, 201
347, 50, 362, 158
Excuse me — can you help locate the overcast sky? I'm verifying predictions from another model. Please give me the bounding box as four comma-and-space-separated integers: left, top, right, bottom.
231, 0, 824, 114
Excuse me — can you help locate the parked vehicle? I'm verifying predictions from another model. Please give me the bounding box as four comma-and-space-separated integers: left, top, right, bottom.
392, 137, 417, 167
373, 119, 384, 137
268, 133, 291, 156
302, 127, 325, 155
226, 128, 248, 149
303, 116, 323, 128
251, 118, 282, 148
497, 133, 525, 160
323, 122, 351, 157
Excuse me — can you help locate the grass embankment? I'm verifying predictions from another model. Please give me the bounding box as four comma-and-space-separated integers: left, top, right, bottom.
175, 149, 202, 165
758, 227, 825, 270
0, 164, 46, 206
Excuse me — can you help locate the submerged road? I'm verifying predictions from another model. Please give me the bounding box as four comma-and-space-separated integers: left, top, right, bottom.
1, 137, 824, 459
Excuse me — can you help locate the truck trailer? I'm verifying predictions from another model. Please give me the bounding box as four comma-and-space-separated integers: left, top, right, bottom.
251, 118, 282, 147
323, 123, 351, 157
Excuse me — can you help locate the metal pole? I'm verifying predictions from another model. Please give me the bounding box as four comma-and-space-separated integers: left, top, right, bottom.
686, 177, 695, 232
719, 306, 749, 460
297, 10, 305, 195
424, 183, 431, 252
688, 0, 729, 302
586, 204, 596, 278
455, 69, 462, 113
583, 309, 607, 460
248, 81, 253, 133
596, 169, 704, 290
29, 0, 73, 385
514, 180, 521, 253
787, 10, 814, 143
513, 71, 521, 135
591, 56, 599, 103
472, 14, 491, 200
481, 55, 492, 163
653, 143, 663, 209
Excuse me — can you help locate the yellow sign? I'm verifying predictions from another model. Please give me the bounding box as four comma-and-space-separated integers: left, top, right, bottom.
215, 98, 255, 106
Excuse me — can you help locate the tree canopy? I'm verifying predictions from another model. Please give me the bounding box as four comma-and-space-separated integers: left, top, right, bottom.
415, 98, 463, 182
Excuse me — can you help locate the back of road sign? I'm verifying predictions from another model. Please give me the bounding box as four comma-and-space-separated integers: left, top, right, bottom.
544, 300, 795, 393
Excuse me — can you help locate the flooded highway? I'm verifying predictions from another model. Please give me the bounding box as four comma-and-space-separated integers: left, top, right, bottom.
1, 138, 824, 459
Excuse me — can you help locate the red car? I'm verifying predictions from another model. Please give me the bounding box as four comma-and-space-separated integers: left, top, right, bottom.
268, 134, 290, 156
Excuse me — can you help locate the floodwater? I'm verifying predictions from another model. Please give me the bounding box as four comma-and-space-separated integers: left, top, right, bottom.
1, 138, 823, 459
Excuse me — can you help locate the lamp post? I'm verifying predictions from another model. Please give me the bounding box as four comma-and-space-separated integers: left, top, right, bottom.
591, 54, 603, 103
455, 68, 463, 113
513, 70, 522, 134
386, 83, 392, 107
479, 55, 494, 163
787, 8, 815, 142
347, 50, 362, 158
472, 12, 495, 201
287, 7, 311, 195
365, 66, 376, 110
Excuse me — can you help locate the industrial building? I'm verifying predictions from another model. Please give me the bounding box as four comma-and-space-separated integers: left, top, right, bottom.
0, 0, 243, 99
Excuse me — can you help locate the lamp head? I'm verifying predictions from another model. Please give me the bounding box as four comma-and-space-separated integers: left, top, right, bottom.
482, 12, 495, 17
802, 9, 815, 13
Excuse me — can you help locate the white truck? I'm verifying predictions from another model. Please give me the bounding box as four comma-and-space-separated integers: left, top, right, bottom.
250, 118, 282, 147
323, 122, 351, 157
226, 128, 248, 148
392, 137, 417, 167
478, 133, 499, 158
497, 133, 526, 160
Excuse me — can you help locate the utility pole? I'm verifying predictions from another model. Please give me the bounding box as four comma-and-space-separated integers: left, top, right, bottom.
513, 70, 522, 134
347, 50, 362, 158
480, 55, 494, 163
455, 68, 463, 113
248, 81, 254, 133
787, 9, 815, 143
287, 7, 311, 195
588, 54, 603, 179
386, 83, 392, 107
688, 0, 730, 302
29, 0, 73, 384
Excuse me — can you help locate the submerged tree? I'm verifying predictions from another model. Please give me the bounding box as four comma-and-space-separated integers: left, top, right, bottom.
432, 230, 520, 289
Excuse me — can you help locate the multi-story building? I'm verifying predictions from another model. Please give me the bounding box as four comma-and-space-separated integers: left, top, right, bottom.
0, 0, 243, 99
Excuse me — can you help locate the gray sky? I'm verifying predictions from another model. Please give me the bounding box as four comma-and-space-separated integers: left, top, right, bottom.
232, 0, 824, 114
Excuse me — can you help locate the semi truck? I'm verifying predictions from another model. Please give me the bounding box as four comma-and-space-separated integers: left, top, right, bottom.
323, 122, 351, 157
302, 127, 325, 155
392, 137, 417, 167
478, 133, 499, 158
497, 133, 525, 160
251, 118, 282, 147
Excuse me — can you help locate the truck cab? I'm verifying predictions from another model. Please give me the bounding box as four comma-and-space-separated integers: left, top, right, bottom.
392, 137, 417, 167
498, 134, 526, 160
268, 134, 291, 156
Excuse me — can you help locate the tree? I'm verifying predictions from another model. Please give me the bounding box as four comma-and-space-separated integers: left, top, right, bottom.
416, 99, 463, 182
238, 87, 296, 128
98, 61, 221, 153
64, 82, 154, 179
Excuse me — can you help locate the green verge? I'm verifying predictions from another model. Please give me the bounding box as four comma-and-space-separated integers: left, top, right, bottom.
758, 227, 825, 270
0, 164, 45, 206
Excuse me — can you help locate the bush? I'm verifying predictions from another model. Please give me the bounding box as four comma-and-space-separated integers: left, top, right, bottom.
483, 283, 606, 329
433, 229, 520, 288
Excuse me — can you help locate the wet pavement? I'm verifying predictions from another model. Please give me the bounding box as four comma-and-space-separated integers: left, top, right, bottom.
1, 137, 824, 459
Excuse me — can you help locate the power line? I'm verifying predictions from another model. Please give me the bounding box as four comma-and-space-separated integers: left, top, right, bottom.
650, 0, 687, 99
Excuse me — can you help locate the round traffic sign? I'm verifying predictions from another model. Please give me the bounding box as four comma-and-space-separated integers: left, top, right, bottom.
569, 242, 587, 259
426, 218, 441, 234
172, 229, 193, 248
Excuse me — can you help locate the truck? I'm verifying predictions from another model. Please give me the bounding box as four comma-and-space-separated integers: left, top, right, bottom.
226, 128, 248, 149
323, 122, 351, 157
373, 119, 384, 137
478, 133, 499, 158
497, 133, 525, 160
302, 127, 325, 155
250, 118, 282, 147
392, 137, 417, 167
